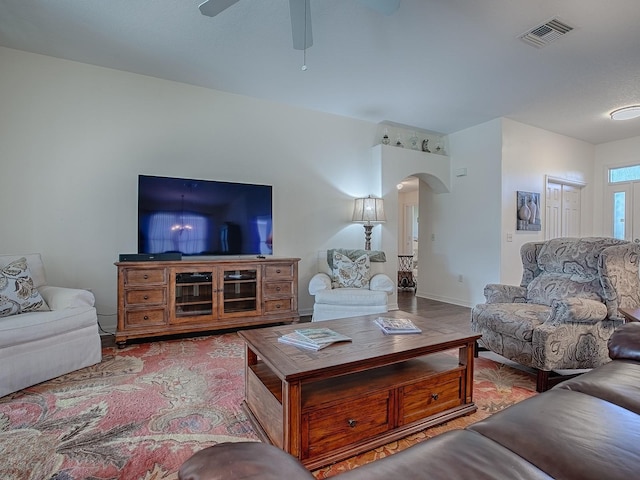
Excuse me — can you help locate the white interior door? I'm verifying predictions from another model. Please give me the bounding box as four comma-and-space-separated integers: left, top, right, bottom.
562, 185, 581, 237
401, 204, 418, 255
545, 179, 582, 239
545, 182, 562, 239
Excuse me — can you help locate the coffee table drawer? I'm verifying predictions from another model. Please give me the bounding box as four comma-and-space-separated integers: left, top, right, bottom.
303, 390, 393, 459
399, 369, 463, 425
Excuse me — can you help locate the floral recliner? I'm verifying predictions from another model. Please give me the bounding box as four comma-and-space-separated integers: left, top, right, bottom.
471, 237, 640, 391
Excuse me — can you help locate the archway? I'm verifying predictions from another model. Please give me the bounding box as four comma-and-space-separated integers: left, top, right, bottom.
374, 144, 451, 308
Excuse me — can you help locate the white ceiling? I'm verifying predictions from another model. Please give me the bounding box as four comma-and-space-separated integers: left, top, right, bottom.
1, 0, 640, 145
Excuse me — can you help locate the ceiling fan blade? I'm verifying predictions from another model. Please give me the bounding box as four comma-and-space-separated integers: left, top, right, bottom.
198, 0, 241, 18
289, 0, 313, 50
358, 0, 400, 15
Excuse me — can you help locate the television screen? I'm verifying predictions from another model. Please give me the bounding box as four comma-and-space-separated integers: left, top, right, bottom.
138, 175, 273, 256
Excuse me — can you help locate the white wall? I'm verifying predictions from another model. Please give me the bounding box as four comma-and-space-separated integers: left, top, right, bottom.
377, 144, 452, 310
0, 46, 610, 331
0, 47, 386, 330
419, 118, 595, 307
424, 119, 503, 307
500, 119, 595, 285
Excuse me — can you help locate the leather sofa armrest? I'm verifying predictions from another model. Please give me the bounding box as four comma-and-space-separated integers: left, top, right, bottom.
548, 297, 607, 325
483, 284, 527, 304
178, 442, 315, 480
38, 285, 95, 310
608, 322, 640, 361
308, 272, 332, 295
370, 273, 394, 294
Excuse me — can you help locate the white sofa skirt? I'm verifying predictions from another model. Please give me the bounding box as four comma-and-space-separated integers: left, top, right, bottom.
0, 307, 101, 397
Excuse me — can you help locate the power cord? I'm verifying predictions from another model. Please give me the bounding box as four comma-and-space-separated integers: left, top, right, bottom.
97, 312, 116, 337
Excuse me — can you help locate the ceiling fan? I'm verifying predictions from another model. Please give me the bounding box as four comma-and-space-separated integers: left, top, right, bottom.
198, 0, 400, 50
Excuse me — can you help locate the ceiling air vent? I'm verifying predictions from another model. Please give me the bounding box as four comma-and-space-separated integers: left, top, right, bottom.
519, 18, 574, 48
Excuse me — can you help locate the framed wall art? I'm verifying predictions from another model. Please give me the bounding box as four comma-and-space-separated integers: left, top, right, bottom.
517, 191, 541, 231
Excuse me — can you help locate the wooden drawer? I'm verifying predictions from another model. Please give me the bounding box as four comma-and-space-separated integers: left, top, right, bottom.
264, 298, 293, 314
125, 268, 166, 285
303, 390, 393, 459
263, 281, 293, 297
125, 288, 166, 306
264, 263, 294, 280
399, 370, 463, 425
125, 309, 167, 328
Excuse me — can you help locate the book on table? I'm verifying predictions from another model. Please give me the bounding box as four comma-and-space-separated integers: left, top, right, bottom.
374, 317, 422, 334
278, 328, 352, 351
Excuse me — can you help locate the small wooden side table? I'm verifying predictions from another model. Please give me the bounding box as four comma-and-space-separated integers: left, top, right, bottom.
619, 307, 640, 323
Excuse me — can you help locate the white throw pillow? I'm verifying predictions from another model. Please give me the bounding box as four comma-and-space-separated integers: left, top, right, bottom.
331, 252, 370, 288
0, 257, 49, 317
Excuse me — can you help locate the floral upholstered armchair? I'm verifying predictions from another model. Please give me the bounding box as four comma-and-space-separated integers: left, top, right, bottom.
471, 237, 640, 392
308, 249, 394, 321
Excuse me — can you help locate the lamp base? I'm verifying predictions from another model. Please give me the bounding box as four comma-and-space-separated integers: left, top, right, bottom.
363, 224, 373, 251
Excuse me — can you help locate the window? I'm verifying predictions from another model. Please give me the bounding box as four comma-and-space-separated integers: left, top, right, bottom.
613, 191, 626, 240
609, 165, 640, 183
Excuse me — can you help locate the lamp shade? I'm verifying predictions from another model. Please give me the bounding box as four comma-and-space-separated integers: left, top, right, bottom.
352, 196, 386, 224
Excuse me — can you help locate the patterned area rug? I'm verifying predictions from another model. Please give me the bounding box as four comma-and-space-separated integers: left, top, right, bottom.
0, 333, 536, 480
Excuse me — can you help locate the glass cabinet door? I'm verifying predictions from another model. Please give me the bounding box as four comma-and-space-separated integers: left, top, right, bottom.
219, 267, 261, 317
173, 270, 215, 321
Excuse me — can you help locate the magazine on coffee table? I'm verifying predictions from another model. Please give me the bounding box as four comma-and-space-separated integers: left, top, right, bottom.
278, 328, 352, 351
374, 317, 422, 334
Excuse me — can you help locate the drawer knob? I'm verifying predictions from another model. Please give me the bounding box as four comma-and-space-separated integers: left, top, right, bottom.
276, 286, 281, 292
347, 419, 357, 428
276, 269, 281, 273
143, 295, 149, 300
143, 274, 149, 279
143, 315, 149, 320
275, 303, 281, 309
431, 393, 439, 400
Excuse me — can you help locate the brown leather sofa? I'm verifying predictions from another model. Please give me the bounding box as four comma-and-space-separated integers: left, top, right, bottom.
178, 322, 640, 480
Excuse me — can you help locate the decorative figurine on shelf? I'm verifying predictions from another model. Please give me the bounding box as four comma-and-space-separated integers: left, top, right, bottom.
421, 139, 430, 152
382, 128, 390, 145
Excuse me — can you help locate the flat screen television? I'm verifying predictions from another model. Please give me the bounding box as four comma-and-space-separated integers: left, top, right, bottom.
138, 175, 273, 256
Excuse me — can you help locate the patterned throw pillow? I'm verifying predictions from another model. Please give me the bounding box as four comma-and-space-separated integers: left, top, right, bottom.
0, 257, 49, 317
331, 251, 371, 288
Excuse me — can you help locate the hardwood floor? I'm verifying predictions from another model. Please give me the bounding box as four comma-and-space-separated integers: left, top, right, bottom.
397, 290, 471, 320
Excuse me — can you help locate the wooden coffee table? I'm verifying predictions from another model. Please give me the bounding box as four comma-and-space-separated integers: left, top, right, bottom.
238, 310, 481, 470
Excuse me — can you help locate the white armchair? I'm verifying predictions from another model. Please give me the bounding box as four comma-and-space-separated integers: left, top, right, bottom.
308, 249, 394, 322
0, 253, 102, 397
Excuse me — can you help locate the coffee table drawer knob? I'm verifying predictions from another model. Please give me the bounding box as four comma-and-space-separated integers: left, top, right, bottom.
347, 419, 358, 428
431, 393, 439, 400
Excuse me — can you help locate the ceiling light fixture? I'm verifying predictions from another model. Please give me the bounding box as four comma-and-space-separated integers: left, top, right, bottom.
610, 106, 640, 121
